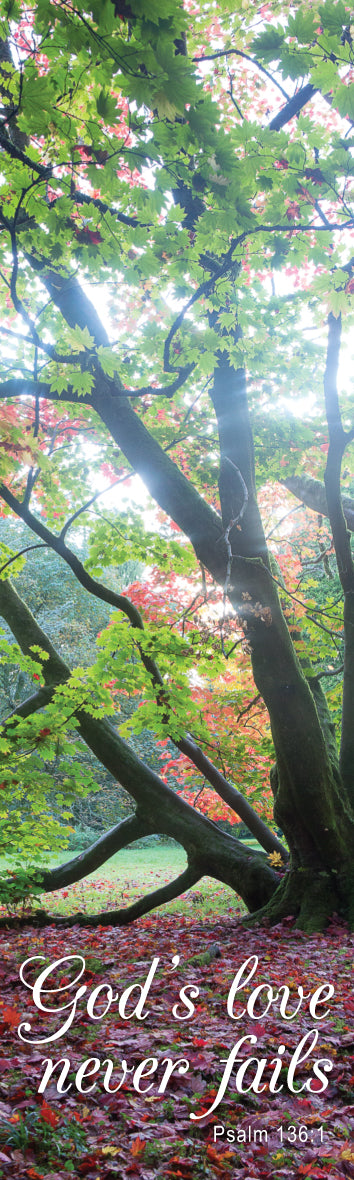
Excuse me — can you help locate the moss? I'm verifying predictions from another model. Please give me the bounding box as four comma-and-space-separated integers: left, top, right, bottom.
241, 865, 342, 933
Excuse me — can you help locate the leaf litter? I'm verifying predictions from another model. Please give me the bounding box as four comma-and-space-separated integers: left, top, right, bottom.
0, 914, 353, 1179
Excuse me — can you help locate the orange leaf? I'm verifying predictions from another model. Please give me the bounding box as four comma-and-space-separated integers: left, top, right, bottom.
130, 1137, 146, 1157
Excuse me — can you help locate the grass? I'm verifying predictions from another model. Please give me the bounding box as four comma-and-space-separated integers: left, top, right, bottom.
0, 838, 263, 920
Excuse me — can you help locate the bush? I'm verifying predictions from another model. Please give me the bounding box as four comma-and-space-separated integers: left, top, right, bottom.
64, 824, 102, 850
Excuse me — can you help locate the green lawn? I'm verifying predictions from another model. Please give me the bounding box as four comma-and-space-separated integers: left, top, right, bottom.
0, 840, 264, 920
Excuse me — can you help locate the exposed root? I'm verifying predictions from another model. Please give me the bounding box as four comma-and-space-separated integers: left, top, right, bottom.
241, 867, 341, 932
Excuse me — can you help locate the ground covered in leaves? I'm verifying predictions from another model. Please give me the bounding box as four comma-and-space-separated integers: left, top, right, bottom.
0, 914, 353, 1179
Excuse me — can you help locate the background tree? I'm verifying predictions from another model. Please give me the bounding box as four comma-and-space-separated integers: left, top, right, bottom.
0, 0, 353, 929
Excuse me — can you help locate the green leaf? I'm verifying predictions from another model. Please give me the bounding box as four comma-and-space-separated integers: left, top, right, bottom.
287, 11, 317, 41
97, 346, 120, 377
335, 82, 354, 122
319, 0, 347, 35
251, 26, 284, 63
66, 325, 95, 352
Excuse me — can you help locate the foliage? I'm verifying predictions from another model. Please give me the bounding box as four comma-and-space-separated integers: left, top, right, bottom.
0, 866, 42, 914
0, 521, 144, 839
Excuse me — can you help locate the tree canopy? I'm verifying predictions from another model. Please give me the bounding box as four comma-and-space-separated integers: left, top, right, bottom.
0, 0, 353, 930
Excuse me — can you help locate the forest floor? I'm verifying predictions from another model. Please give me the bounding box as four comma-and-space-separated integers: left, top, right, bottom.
0, 845, 246, 921
0, 901, 353, 1180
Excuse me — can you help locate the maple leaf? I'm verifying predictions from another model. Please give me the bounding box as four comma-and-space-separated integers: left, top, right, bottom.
130, 1137, 146, 1157
37, 727, 51, 741
2, 1007, 19, 1027
286, 201, 300, 220
268, 851, 284, 868
40, 1101, 59, 1127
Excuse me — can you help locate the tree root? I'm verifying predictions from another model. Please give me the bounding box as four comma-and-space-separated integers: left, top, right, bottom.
241, 866, 342, 932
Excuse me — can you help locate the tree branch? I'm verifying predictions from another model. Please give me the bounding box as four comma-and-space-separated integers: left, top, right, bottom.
322, 313, 354, 801
0, 578, 279, 910
0, 126, 143, 229
0, 484, 154, 628
268, 83, 317, 130
0, 483, 286, 859
282, 473, 354, 534
2, 684, 55, 724
0, 863, 204, 928
0, 542, 45, 576
55, 864, 202, 926
323, 313, 354, 594
40, 813, 149, 891
192, 48, 290, 102
176, 733, 288, 862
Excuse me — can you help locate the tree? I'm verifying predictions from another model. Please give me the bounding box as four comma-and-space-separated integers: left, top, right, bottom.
0, 518, 146, 840
0, 0, 353, 930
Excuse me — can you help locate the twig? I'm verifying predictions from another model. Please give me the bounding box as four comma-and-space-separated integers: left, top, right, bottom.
192, 47, 290, 101
60, 477, 126, 540
0, 542, 46, 576
220, 460, 248, 646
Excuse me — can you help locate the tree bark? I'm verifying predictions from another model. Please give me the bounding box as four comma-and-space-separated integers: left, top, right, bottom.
322, 314, 354, 805
282, 474, 354, 534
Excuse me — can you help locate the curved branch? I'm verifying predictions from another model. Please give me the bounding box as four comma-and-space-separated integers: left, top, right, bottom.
192, 48, 290, 101
282, 473, 354, 533
2, 684, 55, 724
0, 126, 51, 177
40, 813, 149, 891
163, 222, 353, 371
60, 863, 203, 926
0, 483, 150, 628
324, 313, 354, 594
0, 541, 45, 576
133, 363, 195, 399
0, 864, 204, 928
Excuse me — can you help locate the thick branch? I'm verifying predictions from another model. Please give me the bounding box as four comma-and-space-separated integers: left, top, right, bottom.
0, 377, 92, 405
323, 313, 354, 594
2, 684, 54, 723
269, 83, 317, 130
40, 814, 148, 891
177, 733, 288, 862
323, 313, 354, 798
59, 864, 203, 927
282, 473, 354, 534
